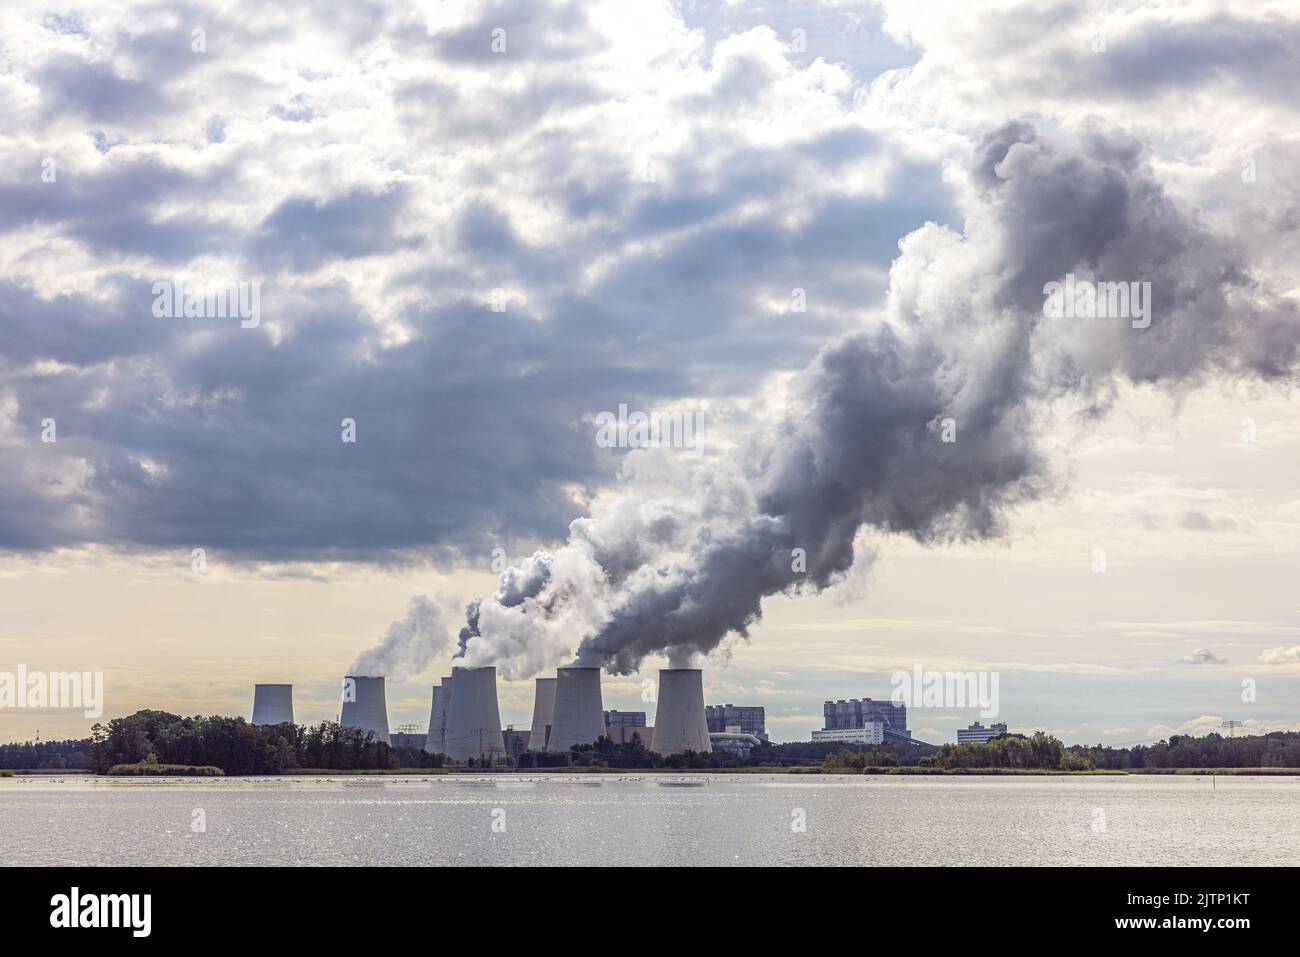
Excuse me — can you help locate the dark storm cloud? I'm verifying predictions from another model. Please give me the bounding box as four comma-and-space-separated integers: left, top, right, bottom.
251, 186, 416, 273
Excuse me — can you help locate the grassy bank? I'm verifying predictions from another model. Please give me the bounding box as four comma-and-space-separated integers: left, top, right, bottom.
276, 767, 452, 775
108, 763, 224, 777
1130, 767, 1300, 776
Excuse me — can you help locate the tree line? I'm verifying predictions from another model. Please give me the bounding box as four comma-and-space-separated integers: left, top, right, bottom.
0, 739, 91, 770
87, 710, 408, 774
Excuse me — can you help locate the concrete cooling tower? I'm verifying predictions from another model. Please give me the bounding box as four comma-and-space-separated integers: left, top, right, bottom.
546, 666, 604, 752
527, 676, 557, 752
423, 684, 444, 753
424, 673, 453, 754
340, 675, 390, 745
442, 666, 505, 762
250, 684, 294, 726
652, 669, 712, 755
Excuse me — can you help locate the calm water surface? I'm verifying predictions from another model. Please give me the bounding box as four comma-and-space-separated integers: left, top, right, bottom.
4, 774, 1298, 866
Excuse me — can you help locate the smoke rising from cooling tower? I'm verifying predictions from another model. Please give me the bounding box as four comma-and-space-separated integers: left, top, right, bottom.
350, 595, 455, 682
453, 120, 1298, 677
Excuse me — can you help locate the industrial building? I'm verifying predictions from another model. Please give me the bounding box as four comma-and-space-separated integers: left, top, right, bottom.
340, 675, 390, 745
604, 724, 653, 747
501, 728, 531, 761
604, 710, 646, 728
709, 731, 763, 757
823, 697, 909, 740
812, 723, 884, 745
250, 684, 294, 726
705, 704, 767, 742
652, 669, 712, 755
957, 721, 1008, 744
389, 726, 426, 750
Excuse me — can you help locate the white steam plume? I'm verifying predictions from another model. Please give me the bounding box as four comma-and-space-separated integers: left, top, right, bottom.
456, 120, 1297, 677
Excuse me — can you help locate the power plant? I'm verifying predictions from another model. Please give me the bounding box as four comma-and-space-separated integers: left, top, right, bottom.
652, 669, 712, 755
340, 675, 390, 745
546, 666, 605, 751
442, 666, 505, 762
250, 683, 294, 725
527, 676, 557, 752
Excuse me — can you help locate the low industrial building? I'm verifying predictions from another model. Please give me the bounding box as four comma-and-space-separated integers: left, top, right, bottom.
957, 721, 1008, 744
811, 723, 884, 745
604, 710, 646, 728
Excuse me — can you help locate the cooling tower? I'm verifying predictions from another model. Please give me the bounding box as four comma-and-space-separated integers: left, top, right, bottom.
652, 669, 712, 755
423, 684, 444, 753
425, 673, 453, 754
442, 666, 505, 762
527, 677, 557, 752
250, 684, 294, 725
546, 666, 604, 752
340, 675, 390, 745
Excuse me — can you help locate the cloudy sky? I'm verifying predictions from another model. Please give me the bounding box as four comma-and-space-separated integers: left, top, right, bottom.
2, 0, 1298, 745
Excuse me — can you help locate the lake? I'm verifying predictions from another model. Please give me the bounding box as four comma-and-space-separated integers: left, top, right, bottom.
3, 773, 1298, 866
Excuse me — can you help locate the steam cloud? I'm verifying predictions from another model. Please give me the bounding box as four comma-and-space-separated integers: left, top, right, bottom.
350, 595, 454, 680
445, 120, 1297, 677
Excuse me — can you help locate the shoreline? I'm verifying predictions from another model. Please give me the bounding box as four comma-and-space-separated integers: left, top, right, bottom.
6, 766, 1300, 778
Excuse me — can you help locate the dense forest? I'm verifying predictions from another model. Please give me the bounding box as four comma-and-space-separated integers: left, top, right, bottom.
0, 739, 91, 770
85, 710, 405, 774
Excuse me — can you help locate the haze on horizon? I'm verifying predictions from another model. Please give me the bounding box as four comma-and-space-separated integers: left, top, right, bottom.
1, 0, 1298, 747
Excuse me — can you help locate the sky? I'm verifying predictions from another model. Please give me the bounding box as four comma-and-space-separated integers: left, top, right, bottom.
1, 0, 1298, 746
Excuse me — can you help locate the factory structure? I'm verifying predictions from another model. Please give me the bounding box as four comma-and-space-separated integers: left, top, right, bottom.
811, 697, 910, 745
237, 656, 788, 766
705, 704, 767, 743
248, 663, 773, 763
